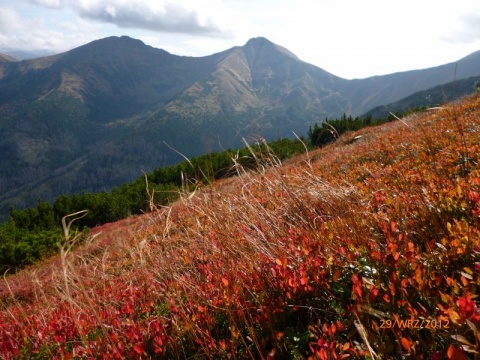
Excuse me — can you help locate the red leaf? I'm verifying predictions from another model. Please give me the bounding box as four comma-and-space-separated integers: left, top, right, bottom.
352, 275, 362, 298
390, 221, 398, 232
401, 337, 412, 351
133, 344, 144, 355
329, 323, 337, 336
446, 277, 455, 286
153, 336, 164, 353
407, 242, 415, 252
319, 348, 328, 360
221, 277, 229, 287
333, 269, 341, 282
447, 345, 468, 360
456, 292, 480, 320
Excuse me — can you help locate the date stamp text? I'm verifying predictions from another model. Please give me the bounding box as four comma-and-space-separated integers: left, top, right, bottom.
379, 318, 449, 329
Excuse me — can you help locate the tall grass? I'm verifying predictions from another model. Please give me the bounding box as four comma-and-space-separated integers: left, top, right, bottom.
1, 95, 480, 359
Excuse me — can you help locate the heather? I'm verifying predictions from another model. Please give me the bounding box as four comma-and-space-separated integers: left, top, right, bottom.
1, 95, 480, 359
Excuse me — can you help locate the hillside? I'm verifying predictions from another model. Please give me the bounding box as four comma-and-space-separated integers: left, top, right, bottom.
1, 94, 479, 359
343, 50, 480, 114
364, 76, 480, 119
1, 36, 480, 220
0, 53, 16, 62
0, 52, 16, 78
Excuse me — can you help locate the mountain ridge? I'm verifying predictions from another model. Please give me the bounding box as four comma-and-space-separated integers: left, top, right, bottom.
0, 53, 17, 62
363, 75, 480, 118
1, 35, 480, 219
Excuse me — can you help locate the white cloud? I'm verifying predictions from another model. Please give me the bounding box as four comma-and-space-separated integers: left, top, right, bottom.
0, 6, 51, 50
443, 14, 480, 44
0, 7, 26, 33
24, 0, 64, 9
0, 5, 103, 53
21, 0, 233, 36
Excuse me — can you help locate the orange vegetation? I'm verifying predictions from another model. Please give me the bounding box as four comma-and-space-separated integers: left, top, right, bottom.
1, 95, 480, 359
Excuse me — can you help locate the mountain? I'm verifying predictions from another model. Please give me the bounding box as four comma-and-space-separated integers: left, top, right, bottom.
364, 76, 480, 119
1, 36, 480, 220
141, 37, 348, 148
343, 51, 480, 114
0, 52, 16, 78
0, 48, 54, 60
0, 53, 17, 62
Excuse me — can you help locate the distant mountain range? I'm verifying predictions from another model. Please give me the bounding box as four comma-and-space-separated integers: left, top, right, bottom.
1, 36, 479, 219
0, 48, 54, 61
364, 75, 480, 118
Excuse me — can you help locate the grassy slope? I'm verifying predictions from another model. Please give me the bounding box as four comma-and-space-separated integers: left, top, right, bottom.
1, 95, 480, 359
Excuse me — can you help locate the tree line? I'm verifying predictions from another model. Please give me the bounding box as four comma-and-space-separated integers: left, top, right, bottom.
307, 112, 407, 147
0, 109, 415, 274
0, 137, 309, 274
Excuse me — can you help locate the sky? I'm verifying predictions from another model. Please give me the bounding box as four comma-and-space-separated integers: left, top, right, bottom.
1, 0, 480, 79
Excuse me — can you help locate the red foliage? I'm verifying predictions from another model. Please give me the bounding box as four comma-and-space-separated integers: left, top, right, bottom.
457, 292, 480, 322
2, 95, 480, 358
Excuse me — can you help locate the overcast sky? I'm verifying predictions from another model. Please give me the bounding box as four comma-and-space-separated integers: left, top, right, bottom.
1, 0, 480, 79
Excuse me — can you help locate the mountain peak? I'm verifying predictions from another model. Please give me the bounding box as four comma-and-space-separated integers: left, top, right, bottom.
83, 35, 150, 51
59, 35, 171, 66
243, 37, 299, 61
245, 37, 274, 46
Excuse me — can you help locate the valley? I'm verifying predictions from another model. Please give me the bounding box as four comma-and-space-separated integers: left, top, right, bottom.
1, 36, 480, 219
